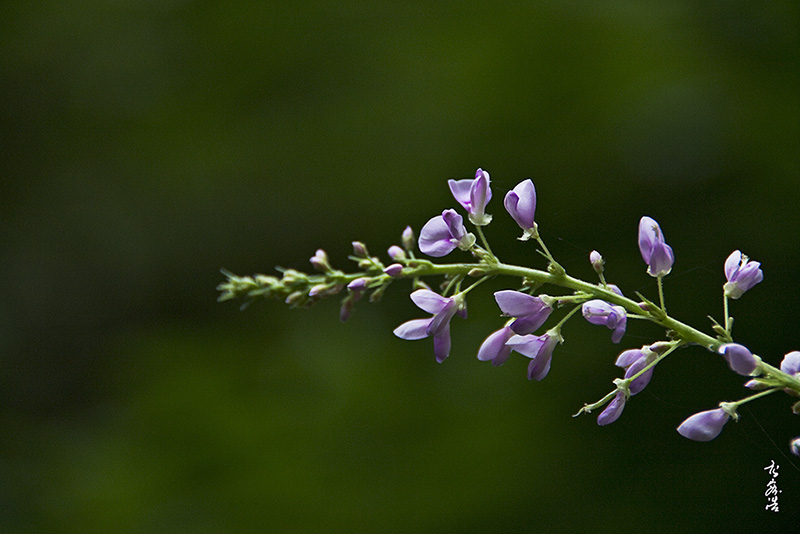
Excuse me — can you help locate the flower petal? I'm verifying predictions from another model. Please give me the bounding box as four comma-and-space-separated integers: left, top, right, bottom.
393, 318, 432, 340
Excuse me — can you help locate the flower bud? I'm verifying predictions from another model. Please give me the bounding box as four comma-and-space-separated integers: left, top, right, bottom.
388, 245, 406, 261
677, 407, 731, 442
719, 343, 760, 376
383, 263, 403, 277
352, 241, 368, 258
791, 437, 800, 457
589, 250, 604, 274
402, 226, 415, 251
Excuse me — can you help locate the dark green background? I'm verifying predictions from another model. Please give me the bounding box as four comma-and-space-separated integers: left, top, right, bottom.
2, 1, 799, 531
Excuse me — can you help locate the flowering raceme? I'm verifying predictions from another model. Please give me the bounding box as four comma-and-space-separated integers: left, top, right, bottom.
220, 166, 800, 460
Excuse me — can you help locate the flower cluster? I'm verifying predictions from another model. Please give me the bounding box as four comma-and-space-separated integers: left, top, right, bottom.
220, 166, 800, 459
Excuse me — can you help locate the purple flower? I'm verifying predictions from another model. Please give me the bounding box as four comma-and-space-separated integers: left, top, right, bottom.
723, 250, 763, 299
780, 351, 800, 376
638, 216, 674, 277
494, 290, 553, 335
597, 391, 626, 426
504, 179, 537, 240
616, 347, 656, 395
677, 407, 731, 442
448, 168, 493, 226
791, 437, 800, 457
718, 343, 760, 376
506, 328, 562, 381
477, 325, 515, 366
418, 209, 476, 257
582, 299, 627, 343
393, 289, 466, 363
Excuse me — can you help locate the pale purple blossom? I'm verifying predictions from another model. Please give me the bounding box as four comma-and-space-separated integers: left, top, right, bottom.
448, 168, 493, 226
504, 179, 537, 240
506, 328, 562, 381
780, 351, 800, 376
718, 343, 760, 376
616, 347, 656, 395
582, 299, 627, 343
597, 391, 626, 426
723, 250, 763, 299
477, 325, 515, 366
494, 290, 553, 335
393, 289, 466, 363
677, 407, 731, 442
638, 216, 674, 277
418, 209, 476, 257
402, 226, 415, 251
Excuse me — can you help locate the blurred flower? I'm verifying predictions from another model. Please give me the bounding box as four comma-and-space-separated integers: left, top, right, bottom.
791, 437, 800, 457
638, 216, 674, 277
506, 328, 562, 381
677, 407, 731, 442
597, 391, 626, 426
780, 351, 800, 376
504, 179, 537, 240
718, 343, 759, 376
418, 209, 476, 257
723, 250, 763, 299
448, 168, 493, 226
582, 299, 627, 343
393, 289, 466, 363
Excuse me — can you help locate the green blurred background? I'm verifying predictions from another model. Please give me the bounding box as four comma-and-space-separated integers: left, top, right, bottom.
2, 1, 799, 531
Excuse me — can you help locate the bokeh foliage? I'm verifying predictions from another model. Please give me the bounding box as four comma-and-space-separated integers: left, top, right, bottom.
1, 1, 799, 531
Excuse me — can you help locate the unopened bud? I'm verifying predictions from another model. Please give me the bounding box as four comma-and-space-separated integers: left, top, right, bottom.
352, 241, 368, 258
590, 250, 604, 274
402, 226, 415, 251
388, 245, 406, 261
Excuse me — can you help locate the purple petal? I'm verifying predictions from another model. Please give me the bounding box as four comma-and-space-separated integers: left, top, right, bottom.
504, 179, 536, 231
448, 179, 474, 210
410, 289, 451, 314
677, 408, 730, 442
418, 215, 457, 257
615, 349, 644, 368
724, 250, 742, 281
393, 318, 432, 340
597, 392, 626, 426
427, 298, 457, 336
719, 343, 759, 376
433, 325, 451, 363
527, 349, 553, 381
477, 326, 514, 366
780, 351, 800, 376
647, 243, 674, 277
506, 334, 545, 359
